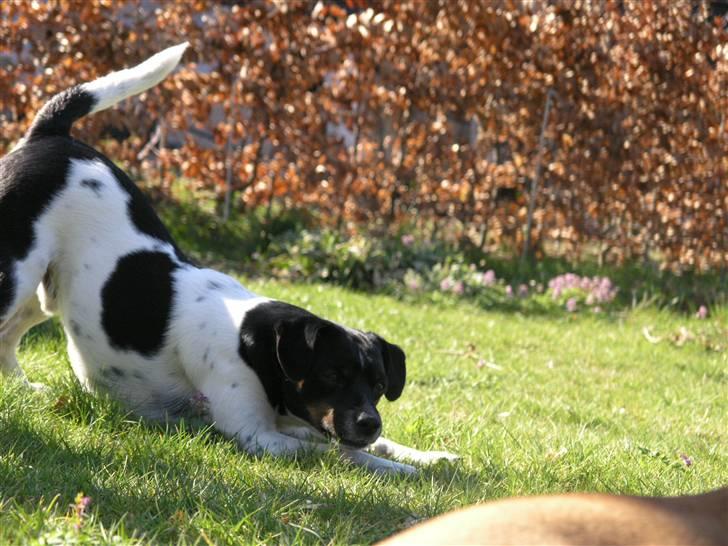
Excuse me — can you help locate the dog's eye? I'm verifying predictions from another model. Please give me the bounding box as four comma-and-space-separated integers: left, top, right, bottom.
321, 371, 343, 387
373, 382, 385, 396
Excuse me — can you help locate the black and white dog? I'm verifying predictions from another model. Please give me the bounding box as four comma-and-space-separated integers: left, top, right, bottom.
0, 44, 456, 474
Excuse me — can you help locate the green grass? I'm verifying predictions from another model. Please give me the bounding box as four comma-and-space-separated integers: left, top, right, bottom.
1, 279, 725, 544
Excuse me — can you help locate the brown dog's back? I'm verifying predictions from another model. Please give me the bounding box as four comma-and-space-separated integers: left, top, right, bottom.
378, 488, 728, 545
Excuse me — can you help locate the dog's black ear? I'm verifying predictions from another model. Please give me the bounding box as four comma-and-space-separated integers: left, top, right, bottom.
274, 317, 326, 382
378, 337, 406, 401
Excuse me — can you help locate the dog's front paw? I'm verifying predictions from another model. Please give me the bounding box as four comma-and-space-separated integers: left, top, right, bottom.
422, 450, 460, 464
374, 461, 417, 476
340, 447, 418, 476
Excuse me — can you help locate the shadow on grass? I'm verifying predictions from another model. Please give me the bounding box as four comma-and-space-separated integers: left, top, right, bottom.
1, 393, 477, 543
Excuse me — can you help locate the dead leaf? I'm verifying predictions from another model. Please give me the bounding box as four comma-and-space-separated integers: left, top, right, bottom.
642, 326, 662, 344
671, 326, 695, 347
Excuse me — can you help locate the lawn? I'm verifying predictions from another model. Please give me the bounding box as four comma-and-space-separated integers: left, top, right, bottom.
0, 278, 726, 544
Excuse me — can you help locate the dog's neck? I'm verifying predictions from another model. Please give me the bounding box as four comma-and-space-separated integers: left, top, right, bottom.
236, 301, 294, 412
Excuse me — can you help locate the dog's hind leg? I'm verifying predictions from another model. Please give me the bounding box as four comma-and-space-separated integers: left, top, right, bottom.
0, 243, 57, 380
0, 238, 54, 324
0, 291, 52, 381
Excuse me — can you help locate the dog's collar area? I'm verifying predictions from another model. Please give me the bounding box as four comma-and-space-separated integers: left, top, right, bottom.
278, 371, 304, 389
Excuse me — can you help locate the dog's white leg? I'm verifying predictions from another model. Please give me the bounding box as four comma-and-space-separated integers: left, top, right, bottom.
266, 416, 416, 474
0, 293, 51, 385
253, 426, 418, 475
247, 433, 417, 475
243, 430, 333, 457
210, 402, 331, 456
276, 413, 328, 443
368, 437, 460, 465
340, 447, 417, 475
0, 236, 54, 382
191, 363, 333, 458
277, 425, 326, 442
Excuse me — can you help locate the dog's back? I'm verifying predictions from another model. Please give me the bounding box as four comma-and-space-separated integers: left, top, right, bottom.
378, 487, 728, 546
0, 44, 190, 400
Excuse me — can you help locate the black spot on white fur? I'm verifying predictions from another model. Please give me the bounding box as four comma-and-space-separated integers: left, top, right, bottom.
105, 158, 190, 263
101, 250, 178, 356
80, 178, 103, 195
70, 319, 83, 337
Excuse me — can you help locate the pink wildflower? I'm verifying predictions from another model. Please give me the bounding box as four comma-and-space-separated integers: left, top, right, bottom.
566, 297, 578, 312
481, 269, 496, 286
695, 305, 708, 319
679, 453, 693, 467
72, 493, 92, 530
76, 496, 92, 516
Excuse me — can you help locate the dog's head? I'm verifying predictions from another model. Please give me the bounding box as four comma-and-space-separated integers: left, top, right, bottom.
239, 301, 406, 448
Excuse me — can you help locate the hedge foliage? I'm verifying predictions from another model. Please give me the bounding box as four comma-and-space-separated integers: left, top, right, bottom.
1, 0, 726, 271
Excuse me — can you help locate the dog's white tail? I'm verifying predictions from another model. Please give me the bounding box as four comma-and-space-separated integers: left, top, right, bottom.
25, 43, 188, 140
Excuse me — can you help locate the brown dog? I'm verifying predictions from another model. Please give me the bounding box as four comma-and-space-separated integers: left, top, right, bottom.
378, 487, 728, 545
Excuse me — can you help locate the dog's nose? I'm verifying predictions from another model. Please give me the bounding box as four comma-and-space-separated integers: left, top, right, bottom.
355, 412, 381, 436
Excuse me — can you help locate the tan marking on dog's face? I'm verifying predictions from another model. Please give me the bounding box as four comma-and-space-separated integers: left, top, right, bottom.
306, 402, 336, 436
